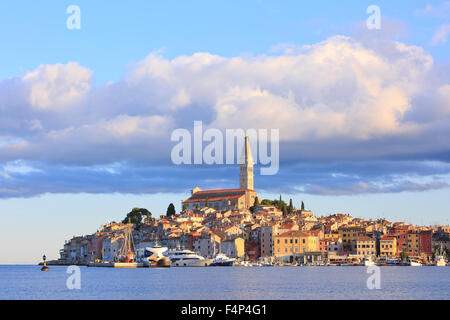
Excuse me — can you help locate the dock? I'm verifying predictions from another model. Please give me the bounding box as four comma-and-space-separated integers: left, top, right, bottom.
87, 262, 145, 268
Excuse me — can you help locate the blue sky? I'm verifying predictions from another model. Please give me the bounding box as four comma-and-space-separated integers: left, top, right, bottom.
1, 1, 450, 263
1, 0, 449, 83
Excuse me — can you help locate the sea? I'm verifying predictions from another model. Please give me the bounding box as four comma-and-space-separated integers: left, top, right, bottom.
0, 265, 448, 300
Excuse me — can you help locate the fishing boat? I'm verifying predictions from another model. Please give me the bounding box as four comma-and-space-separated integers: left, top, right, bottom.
435, 245, 447, 267
118, 225, 138, 264
210, 253, 235, 266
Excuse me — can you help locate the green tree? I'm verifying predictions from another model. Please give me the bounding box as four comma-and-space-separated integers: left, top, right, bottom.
288, 199, 294, 214
301, 201, 305, 211
282, 204, 288, 216
261, 198, 287, 210
400, 251, 407, 261
182, 203, 187, 211
272, 198, 287, 211
122, 207, 149, 227
250, 196, 260, 213
205, 198, 209, 207
166, 203, 176, 217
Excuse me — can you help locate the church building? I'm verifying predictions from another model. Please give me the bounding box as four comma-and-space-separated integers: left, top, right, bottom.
182, 136, 257, 211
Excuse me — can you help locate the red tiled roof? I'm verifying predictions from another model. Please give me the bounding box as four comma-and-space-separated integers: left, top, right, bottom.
183, 194, 243, 203
277, 231, 311, 237
279, 223, 295, 229
355, 236, 375, 242
194, 188, 253, 194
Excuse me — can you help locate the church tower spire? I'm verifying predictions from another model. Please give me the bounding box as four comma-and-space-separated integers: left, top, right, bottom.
239, 136, 254, 190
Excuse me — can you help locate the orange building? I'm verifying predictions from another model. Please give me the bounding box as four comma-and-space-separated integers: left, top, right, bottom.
338, 226, 365, 247
274, 231, 320, 257
380, 236, 397, 257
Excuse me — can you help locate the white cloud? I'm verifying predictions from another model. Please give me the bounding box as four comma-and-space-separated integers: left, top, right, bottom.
416, 2, 450, 18
0, 36, 448, 167
22, 62, 92, 110
101, 114, 173, 137
432, 24, 450, 45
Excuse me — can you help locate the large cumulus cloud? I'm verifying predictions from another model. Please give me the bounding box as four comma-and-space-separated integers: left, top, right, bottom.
0, 36, 449, 197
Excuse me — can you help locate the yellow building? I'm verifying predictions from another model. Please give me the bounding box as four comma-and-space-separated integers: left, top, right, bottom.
220, 237, 245, 259
407, 231, 420, 255
338, 227, 365, 247
274, 231, 319, 257
353, 236, 376, 257
325, 233, 339, 241
380, 236, 397, 257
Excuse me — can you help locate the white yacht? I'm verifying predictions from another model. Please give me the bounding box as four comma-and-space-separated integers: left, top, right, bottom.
363, 256, 376, 267
409, 259, 422, 267
167, 249, 213, 267
136, 246, 171, 267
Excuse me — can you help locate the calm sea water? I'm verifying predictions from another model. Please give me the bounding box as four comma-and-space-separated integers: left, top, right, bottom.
0, 265, 449, 300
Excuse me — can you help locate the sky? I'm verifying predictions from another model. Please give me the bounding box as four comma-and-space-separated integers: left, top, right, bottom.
1, 0, 450, 263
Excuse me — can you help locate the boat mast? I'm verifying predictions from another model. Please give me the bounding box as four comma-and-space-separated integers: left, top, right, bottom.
119, 223, 135, 261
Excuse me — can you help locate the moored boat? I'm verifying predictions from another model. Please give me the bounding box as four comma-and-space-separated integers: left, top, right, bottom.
136, 246, 171, 268
386, 258, 400, 266
167, 249, 212, 267
409, 259, 422, 267
363, 256, 376, 267
210, 253, 235, 267
435, 245, 447, 267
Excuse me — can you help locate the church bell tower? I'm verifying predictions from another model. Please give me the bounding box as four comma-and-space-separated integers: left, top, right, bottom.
239, 136, 254, 190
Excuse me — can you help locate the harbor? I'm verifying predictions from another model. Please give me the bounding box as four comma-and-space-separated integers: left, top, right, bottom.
47, 137, 448, 273
5, 264, 450, 300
